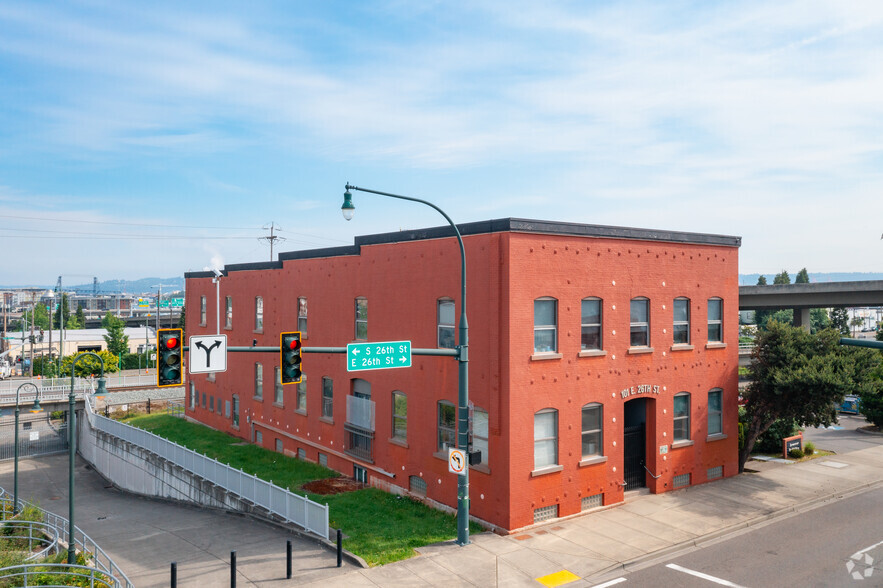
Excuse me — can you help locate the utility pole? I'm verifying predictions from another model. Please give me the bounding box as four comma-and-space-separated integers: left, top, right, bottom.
151, 283, 175, 329
2, 292, 8, 355
28, 294, 35, 378
259, 222, 286, 261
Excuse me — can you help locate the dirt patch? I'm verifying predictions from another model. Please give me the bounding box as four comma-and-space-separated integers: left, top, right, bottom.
302, 477, 366, 495
858, 425, 883, 436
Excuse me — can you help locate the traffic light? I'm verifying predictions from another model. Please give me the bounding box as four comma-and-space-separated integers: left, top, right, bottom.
157, 328, 183, 387
280, 331, 302, 384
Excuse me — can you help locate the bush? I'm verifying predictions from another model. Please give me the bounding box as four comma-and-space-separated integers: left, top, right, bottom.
860, 391, 883, 429
803, 441, 815, 456
789, 448, 804, 459
754, 418, 799, 453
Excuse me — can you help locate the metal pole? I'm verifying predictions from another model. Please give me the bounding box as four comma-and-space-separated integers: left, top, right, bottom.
286, 539, 292, 579
13, 401, 19, 514
12, 382, 39, 516
171, 562, 177, 588
215, 277, 221, 335
344, 184, 470, 545
68, 351, 106, 564
230, 550, 236, 588
336, 529, 342, 567
68, 363, 76, 564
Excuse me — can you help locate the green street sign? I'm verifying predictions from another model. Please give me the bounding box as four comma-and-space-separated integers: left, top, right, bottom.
347, 341, 412, 372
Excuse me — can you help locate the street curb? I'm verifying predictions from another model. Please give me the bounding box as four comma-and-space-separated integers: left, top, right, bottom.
856, 426, 883, 437
587, 476, 883, 583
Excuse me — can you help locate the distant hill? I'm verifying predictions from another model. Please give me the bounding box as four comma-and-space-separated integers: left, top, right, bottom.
739, 272, 883, 285
67, 277, 185, 295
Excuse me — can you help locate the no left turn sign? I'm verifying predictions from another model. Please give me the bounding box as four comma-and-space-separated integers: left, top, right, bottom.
448, 447, 467, 474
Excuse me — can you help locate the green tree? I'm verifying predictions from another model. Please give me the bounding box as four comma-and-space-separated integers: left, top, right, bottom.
773, 270, 791, 285
75, 306, 86, 327
739, 322, 876, 472
850, 315, 865, 337
102, 311, 130, 356
31, 304, 51, 330
831, 308, 850, 335
61, 350, 120, 377
756, 275, 768, 286
810, 308, 830, 333
795, 268, 810, 284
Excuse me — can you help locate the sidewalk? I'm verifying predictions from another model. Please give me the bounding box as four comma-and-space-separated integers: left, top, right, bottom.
313, 444, 883, 587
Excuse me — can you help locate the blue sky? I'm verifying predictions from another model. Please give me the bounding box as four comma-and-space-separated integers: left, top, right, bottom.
1, 1, 882, 286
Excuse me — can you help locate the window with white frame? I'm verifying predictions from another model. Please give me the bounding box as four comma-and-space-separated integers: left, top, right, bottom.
472, 407, 489, 466
708, 389, 723, 436
630, 297, 650, 347
438, 400, 456, 451
322, 377, 333, 419
225, 296, 232, 329
298, 297, 307, 335
438, 299, 455, 349
673, 297, 690, 345
200, 295, 206, 326
254, 363, 263, 399
355, 297, 367, 340
581, 298, 602, 350
255, 296, 263, 332
534, 408, 558, 469
581, 403, 603, 458
392, 391, 407, 441
674, 393, 690, 441
189, 382, 196, 409
534, 298, 558, 353
708, 298, 723, 342
296, 375, 307, 413
232, 394, 239, 427
274, 366, 283, 405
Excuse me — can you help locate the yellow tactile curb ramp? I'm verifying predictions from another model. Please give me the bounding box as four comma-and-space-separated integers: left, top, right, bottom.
535, 569, 580, 587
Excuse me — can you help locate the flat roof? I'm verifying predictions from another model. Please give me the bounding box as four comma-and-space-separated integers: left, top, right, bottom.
187, 218, 740, 278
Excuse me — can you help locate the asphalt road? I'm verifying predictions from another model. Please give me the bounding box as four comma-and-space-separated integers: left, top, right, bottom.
804, 413, 883, 455
608, 484, 883, 587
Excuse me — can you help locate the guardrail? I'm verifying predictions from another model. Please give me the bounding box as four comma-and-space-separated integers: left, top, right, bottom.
84, 396, 330, 539
0, 487, 133, 588
0, 378, 92, 406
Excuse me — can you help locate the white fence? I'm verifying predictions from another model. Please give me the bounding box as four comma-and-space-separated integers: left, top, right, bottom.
0, 378, 91, 406
83, 397, 330, 539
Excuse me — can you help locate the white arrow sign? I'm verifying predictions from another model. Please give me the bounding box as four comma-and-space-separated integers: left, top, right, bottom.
189, 334, 228, 374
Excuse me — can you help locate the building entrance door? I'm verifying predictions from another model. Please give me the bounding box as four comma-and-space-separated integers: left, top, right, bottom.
623, 398, 647, 490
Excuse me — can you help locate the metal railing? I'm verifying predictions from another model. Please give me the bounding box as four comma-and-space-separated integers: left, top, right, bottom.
0, 488, 133, 588
104, 373, 158, 389
84, 396, 331, 539
0, 563, 115, 587
0, 377, 92, 405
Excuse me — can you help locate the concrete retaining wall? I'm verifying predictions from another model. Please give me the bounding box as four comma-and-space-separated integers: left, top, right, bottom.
78, 415, 261, 515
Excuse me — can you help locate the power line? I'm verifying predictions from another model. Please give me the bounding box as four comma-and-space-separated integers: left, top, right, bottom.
3, 214, 260, 231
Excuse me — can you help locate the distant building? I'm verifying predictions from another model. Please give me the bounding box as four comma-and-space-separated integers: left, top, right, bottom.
184, 218, 741, 532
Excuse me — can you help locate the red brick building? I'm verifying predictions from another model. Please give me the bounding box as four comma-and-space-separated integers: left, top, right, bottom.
184, 218, 740, 532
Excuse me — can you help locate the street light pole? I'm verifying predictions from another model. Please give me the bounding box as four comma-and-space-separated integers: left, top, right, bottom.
67, 352, 107, 564
13, 382, 41, 515
341, 184, 470, 546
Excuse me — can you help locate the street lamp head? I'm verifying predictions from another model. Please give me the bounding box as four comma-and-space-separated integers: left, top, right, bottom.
29, 397, 42, 414
95, 375, 108, 398
341, 189, 355, 221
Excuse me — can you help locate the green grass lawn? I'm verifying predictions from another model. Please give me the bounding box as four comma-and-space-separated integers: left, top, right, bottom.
122, 413, 481, 566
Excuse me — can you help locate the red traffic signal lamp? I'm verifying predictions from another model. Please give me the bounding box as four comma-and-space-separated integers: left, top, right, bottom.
157, 328, 183, 387
280, 331, 302, 384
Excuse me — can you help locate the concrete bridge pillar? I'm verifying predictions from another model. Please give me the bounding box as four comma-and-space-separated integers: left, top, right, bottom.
793, 308, 811, 332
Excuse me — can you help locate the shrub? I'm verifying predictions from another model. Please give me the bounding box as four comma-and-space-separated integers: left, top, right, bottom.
803, 441, 815, 456
860, 391, 883, 429
754, 418, 799, 453
789, 448, 804, 459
